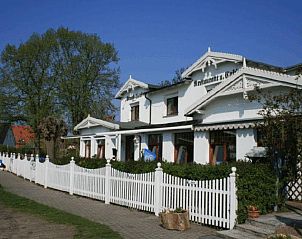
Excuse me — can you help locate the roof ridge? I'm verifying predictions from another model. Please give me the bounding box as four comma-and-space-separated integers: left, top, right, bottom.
244, 66, 294, 78
210, 50, 243, 59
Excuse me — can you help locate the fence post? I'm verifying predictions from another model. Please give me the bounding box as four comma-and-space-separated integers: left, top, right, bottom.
229, 167, 237, 229
35, 154, 39, 184
29, 154, 34, 182
69, 157, 75, 195
105, 159, 111, 204
154, 162, 163, 216
23, 154, 27, 179
17, 153, 21, 176
7, 153, 15, 173
44, 155, 49, 189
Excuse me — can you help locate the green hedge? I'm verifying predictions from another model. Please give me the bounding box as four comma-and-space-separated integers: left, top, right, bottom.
0, 145, 36, 155
55, 157, 280, 224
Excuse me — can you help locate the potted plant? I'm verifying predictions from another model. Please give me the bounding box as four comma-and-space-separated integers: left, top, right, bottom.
159, 208, 190, 231
247, 205, 260, 219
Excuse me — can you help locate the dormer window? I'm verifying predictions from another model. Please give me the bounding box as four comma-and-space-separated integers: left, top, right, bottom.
131, 104, 139, 121
167, 96, 178, 116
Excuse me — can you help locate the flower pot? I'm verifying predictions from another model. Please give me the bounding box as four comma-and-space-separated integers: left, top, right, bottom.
248, 209, 260, 219
160, 210, 190, 231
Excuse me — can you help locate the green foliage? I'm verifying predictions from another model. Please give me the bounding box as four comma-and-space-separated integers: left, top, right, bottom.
0, 185, 122, 238
174, 207, 186, 213
235, 163, 277, 223
52, 27, 120, 127
0, 144, 36, 155
249, 87, 302, 181
0, 27, 120, 148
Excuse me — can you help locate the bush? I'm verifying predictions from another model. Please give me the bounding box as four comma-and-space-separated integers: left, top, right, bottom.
54, 157, 279, 224
0, 145, 40, 155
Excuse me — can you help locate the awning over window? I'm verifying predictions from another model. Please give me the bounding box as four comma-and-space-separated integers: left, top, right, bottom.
194, 121, 258, 131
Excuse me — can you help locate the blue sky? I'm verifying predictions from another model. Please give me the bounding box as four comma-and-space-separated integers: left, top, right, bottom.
1, 0, 301, 86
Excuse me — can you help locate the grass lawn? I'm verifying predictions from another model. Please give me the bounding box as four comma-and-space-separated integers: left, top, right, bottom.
0, 184, 122, 239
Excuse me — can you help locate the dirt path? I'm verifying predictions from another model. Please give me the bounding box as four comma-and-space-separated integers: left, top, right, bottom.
0, 202, 76, 239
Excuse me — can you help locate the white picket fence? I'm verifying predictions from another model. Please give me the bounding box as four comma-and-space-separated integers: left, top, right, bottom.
0, 152, 237, 229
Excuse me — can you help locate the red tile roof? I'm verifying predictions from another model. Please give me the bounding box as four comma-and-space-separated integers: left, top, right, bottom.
11, 125, 35, 148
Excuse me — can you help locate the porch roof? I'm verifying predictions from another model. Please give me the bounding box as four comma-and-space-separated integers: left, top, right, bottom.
96, 124, 193, 136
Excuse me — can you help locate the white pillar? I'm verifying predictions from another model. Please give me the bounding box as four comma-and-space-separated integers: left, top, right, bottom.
154, 162, 163, 216
162, 132, 174, 162
105, 136, 115, 159
194, 131, 209, 164
44, 155, 49, 188
90, 137, 96, 158
229, 167, 237, 229
69, 157, 75, 195
35, 154, 39, 184
79, 139, 85, 157
117, 134, 122, 161
236, 128, 257, 161
134, 135, 140, 161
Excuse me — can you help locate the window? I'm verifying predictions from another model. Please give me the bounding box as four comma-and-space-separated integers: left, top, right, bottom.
209, 130, 236, 165
97, 139, 105, 159
148, 134, 163, 161
174, 132, 194, 164
84, 140, 91, 158
131, 104, 139, 121
167, 97, 178, 116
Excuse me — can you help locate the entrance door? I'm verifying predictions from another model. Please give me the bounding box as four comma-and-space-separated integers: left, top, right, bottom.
125, 135, 134, 161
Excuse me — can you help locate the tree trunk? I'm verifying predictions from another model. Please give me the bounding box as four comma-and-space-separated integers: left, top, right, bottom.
45, 140, 55, 162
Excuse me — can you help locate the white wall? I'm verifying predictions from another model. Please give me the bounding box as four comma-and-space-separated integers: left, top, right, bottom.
202, 94, 262, 124
105, 136, 116, 159
79, 126, 111, 135
236, 128, 257, 161
120, 88, 150, 123
119, 62, 244, 126
193, 131, 209, 164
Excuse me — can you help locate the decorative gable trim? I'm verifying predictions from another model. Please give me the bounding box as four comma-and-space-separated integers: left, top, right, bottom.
74, 115, 119, 131
185, 67, 302, 116
115, 75, 149, 99
182, 49, 244, 78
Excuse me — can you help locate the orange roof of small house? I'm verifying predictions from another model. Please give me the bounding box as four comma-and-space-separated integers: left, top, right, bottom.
11, 125, 35, 147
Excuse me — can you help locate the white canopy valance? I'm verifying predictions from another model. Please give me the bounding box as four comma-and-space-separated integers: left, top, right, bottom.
194, 122, 257, 131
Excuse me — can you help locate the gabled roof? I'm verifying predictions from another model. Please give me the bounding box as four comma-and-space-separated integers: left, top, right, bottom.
185, 67, 302, 116
74, 115, 119, 131
11, 125, 34, 146
182, 48, 244, 78
115, 75, 159, 99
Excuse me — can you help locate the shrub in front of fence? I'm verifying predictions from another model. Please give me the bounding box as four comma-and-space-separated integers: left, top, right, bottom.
56, 157, 278, 223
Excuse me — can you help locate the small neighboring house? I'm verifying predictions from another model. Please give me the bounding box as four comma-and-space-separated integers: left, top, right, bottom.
73, 115, 119, 159
0, 124, 15, 147
11, 126, 35, 148
0, 124, 34, 148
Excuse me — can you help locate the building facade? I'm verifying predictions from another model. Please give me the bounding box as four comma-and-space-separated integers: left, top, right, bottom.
74, 49, 302, 164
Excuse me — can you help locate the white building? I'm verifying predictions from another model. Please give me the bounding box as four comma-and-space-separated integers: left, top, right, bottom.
74, 49, 302, 164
